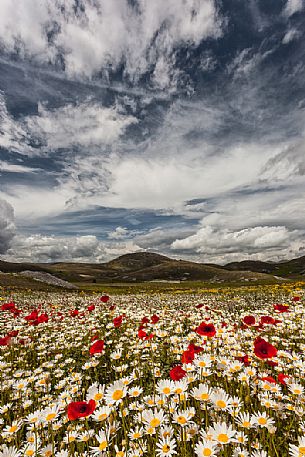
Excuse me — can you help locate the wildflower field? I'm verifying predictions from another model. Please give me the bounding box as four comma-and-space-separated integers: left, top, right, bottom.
0, 284, 304, 457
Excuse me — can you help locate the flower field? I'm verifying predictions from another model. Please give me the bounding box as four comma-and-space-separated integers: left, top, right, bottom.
0, 285, 304, 457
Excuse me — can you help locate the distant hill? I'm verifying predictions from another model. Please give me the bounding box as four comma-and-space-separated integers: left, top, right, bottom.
225, 255, 305, 278
1, 251, 296, 286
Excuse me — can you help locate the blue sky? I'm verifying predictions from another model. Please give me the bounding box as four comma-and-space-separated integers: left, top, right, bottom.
0, 0, 305, 263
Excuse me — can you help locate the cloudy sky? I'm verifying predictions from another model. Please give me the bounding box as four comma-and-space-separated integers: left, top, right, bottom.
0, 0, 305, 264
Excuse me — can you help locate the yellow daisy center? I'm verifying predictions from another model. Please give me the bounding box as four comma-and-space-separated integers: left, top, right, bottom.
99, 441, 107, 451
150, 418, 161, 428
177, 416, 187, 425
203, 449, 212, 457
216, 400, 227, 409
218, 433, 229, 443
112, 389, 123, 401
258, 417, 267, 425
46, 413, 56, 421
162, 444, 171, 453
163, 387, 171, 394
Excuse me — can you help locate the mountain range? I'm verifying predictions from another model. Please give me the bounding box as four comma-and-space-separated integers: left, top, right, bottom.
1, 252, 305, 289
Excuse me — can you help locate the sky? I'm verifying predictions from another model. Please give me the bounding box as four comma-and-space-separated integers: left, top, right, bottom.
0, 0, 305, 264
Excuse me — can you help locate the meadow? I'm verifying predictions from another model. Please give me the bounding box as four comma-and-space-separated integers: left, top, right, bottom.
0, 283, 304, 457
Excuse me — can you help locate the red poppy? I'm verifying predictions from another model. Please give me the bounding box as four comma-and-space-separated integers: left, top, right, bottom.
260, 316, 276, 325
254, 337, 277, 359
260, 376, 277, 384
113, 315, 123, 327
0, 336, 11, 346
278, 373, 289, 385
235, 354, 251, 366
292, 296, 300, 301
90, 340, 104, 356
7, 330, 19, 337
67, 399, 96, 420
1, 302, 16, 312
273, 304, 290, 313
109, 305, 116, 311
100, 295, 110, 303
170, 365, 186, 381
196, 304, 204, 309
243, 315, 256, 326
195, 322, 216, 338
151, 314, 160, 324
87, 305, 95, 312
181, 349, 195, 364
141, 317, 150, 325
70, 309, 79, 317
24, 310, 39, 321
188, 343, 204, 354
138, 329, 154, 340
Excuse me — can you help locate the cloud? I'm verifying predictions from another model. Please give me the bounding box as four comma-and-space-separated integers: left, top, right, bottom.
107, 226, 129, 240
4, 233, 141, 263
282, 28, 301, 44
0, 0, 223, 90
171, 225, 304, 263
25, 100, 137, 151
0, 198, 16, 254
0, 92, 32, 154
283, 0, 303, 17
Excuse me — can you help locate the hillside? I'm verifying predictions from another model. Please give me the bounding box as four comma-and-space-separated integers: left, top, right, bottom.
0, 252, 285, 286
225, 256, 305, 278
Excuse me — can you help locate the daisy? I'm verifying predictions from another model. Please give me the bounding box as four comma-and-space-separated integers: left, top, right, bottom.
289, 436, 305, 457
252, 412, 275, 429
105, 380, 128, 405
142, 408, 166, 429
209, 421, 237, 445
194, 440, 218, 456
156, 437, 177, 457
0, 446, 21, 457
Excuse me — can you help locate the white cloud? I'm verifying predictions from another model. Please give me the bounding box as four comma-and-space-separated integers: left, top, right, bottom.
282, 28, 301, 44
0, 198, 16, 254
171, 225, 304, 263
283, 0, 303, 17
0, 0, 223, 90
4, 233, 141, 263
0, 92, 32, 154
26, 100, 137, 151
107, 226, 129, 240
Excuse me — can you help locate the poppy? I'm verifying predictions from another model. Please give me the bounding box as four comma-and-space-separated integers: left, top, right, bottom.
278, 373, 289, 385
243, 315, 256, 326
141, 317, 150, 325
235, 354, 251, 366
195, 322, 216, 338
138, 329, 154, 340
100, 295, 110, 303
273, 304, 290, 313
90, 339, 104, 356
181, 349, 195, 364
67, 399, 96, 420
113, 316, 123, 327
87, 305, 95, 312
188, 343, 204, 354
70, 309, 79, 317
170, 365, 187, 381
260, 316, 276, 325
151, 314, 160, 324
254, 337, 277, 359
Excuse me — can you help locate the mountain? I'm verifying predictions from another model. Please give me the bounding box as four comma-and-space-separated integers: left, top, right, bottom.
0, 252, 285, 286
225, 256, 305, 278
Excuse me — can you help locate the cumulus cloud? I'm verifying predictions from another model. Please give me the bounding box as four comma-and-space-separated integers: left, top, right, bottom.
171, 225, 304, 263
0, 0, 223, 90
0, 198, 16, 254
4, 233, 141, 263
